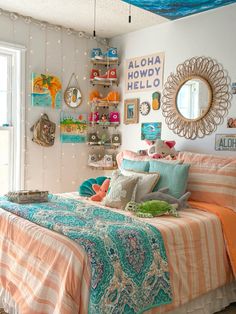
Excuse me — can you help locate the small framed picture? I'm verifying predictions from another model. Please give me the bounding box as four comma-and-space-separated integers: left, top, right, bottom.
124, 98, 139, 124
227, 117, 236, 128
215, 134, 236, 151
141, 122, 162, 140
232, 82, 236, 94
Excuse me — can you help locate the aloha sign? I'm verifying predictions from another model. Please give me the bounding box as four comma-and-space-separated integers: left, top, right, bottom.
215, 134, 236, 151
125, 52, 164, 93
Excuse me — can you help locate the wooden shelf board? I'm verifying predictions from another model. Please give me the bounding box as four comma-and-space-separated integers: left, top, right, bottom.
88, 165, 118, 170
91, 101, 119, 107
87, 143, 120, 149
88, 122, 120, 127
90, 59, 119, 66
90, 79, 118, 87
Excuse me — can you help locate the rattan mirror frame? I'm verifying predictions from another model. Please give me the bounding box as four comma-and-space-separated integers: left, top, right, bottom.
162, 57, 231, 139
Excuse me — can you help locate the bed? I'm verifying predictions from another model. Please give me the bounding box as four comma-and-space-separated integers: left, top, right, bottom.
0, 150, 236, 313
0, 192, 235, 314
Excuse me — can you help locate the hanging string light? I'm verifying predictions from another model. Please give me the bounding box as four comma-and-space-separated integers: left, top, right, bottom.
0, 7, 108, 45
93, 0, 97, 38
129, 4, 132, 23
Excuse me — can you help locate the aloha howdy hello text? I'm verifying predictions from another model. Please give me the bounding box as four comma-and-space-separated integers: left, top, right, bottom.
126, 53, 164, 92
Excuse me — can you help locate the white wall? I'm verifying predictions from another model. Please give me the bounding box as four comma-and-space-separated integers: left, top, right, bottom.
0, 14, 104, 193
111, 4, 236, 156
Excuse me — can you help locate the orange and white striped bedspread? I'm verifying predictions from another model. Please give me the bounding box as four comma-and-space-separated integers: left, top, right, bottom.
0, 193, 233, 314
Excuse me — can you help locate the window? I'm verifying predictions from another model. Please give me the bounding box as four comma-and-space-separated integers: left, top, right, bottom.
177, 81, 199, 119
0, 42, 25, 194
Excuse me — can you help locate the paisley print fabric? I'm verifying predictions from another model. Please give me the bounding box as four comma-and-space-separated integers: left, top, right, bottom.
0, 195, 172, 313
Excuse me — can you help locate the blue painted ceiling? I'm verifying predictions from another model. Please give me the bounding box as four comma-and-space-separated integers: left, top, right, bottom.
123, 0, 236, 20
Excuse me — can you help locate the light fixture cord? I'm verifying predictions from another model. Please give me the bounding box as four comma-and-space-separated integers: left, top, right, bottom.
129, 4, 131, 23
93, 0, 96, 37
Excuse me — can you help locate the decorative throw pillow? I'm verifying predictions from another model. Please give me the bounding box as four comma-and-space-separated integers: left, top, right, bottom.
120, 169, 160, 203
103, 171, 139, 209
116, 150, 151, 169
79, 176, 108, 197
116, 150, 181, 170
149, 160, 190, 198
177, 151, 236, 211
121, 158, 150, 172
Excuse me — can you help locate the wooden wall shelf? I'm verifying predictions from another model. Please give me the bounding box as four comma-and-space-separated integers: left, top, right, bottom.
91, 59, 119, 66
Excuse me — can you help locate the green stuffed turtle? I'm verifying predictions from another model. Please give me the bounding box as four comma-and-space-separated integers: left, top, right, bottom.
125, 200, 179, 218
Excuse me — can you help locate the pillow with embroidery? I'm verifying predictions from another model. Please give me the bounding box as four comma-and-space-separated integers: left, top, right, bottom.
103, 170, 139, 209
120, 169, 160, 203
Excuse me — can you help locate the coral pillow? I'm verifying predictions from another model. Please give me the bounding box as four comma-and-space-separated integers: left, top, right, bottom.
116, 150, 181, 170
116, 150, 151, 169
177, 151, 236, 212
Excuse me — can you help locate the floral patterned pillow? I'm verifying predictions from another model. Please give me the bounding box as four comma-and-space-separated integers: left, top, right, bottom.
103, 170, 139, 209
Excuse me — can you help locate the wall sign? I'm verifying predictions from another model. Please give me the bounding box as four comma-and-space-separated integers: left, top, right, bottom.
125, 52, 164, 93
227, 117, 236, 128
140, 101, 151, 116
215, 134, 236, 151
141, 122, 162, 140
231, 82, 236, 94
60, 112, 87, 143
31, 73, 62, 109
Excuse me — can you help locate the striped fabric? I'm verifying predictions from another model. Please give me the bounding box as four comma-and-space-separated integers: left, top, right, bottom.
116, 150, 180, 169
0, 202, 91, 314
116, 150, 151, 169
177, 151, 236, 212
0, 193, 233, 313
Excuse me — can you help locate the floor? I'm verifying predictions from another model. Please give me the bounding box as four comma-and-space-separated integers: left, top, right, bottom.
218, 303, 236, 313
0, 304, 235, 314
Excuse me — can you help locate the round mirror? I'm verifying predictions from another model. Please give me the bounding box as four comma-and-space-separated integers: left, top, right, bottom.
162, 57, 231, 139
64, 87, 82, 108
176, 78, 212, 120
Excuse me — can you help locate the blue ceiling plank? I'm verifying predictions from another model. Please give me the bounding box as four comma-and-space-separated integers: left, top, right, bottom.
123, 0, 236, 20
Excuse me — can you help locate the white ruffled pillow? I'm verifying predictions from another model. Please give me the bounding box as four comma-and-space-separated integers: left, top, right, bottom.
120, 169, 160, 203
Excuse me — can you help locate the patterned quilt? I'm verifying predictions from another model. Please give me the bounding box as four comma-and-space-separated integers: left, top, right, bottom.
0, 195, 172, 314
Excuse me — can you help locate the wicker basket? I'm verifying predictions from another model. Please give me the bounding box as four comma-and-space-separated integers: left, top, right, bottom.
6, 190, 49, 204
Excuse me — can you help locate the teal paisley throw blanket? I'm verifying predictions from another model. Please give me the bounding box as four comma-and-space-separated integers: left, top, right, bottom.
0, 195, 172, 313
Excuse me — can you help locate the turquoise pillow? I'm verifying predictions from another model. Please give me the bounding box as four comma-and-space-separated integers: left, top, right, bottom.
121, 159, 149, 172
149, 161, 190, 198
79, 176, 108, 197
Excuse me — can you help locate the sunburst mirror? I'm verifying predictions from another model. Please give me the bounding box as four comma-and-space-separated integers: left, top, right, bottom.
162, 57, 231, 139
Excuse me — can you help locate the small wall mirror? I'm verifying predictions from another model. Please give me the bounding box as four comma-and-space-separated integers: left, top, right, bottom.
64, 87, 82, 108
162, 57, 231, 139
176, 78, 212, 120
64, 73, 82, 108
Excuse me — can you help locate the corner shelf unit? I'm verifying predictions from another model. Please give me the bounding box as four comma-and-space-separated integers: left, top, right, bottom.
87, 55, 121, 170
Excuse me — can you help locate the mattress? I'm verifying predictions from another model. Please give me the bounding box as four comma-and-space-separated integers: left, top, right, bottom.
0, 192, 234, 313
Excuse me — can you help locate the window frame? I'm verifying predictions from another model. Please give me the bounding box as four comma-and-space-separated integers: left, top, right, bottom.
0, 41, 26, 191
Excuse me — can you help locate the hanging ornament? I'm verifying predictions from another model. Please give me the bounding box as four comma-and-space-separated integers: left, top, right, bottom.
93, 0, 97, 38
140, 101, 151, 116
152, 91, 161, 110
64, 73, 82, 108
24, 17, 32, 24
10, 13, 18, 21
129, 4, 132, 23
